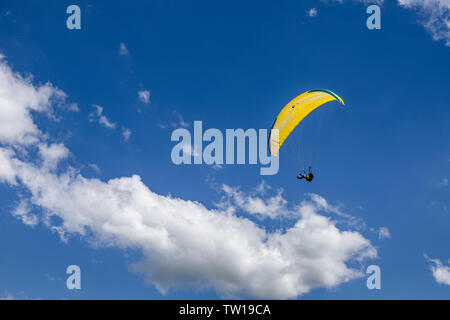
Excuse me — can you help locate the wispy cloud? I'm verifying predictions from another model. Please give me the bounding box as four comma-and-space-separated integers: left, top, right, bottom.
333, 0, 449, 46
89, 104, 116, 129
219, 182, 288, 219
138, 90, 151, 104
88, 163, 101, 174
122, 127, 132, 142
12, 200, 38, 227
119, 42, 130, 56
398, 0, 450, 46
376, 227, 391, 239
307, 8, 318, 17
171, 111, 189, 128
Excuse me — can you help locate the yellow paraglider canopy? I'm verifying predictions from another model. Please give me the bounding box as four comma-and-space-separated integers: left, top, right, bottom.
269, 89, 345, 156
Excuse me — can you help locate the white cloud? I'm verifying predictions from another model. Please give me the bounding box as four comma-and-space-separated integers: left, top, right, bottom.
306, 193, 365, 229
308, 8, 318, 17
0, 148, 18, 184
122, 127, 132, 142
119, 42, 130, 56
38, 143, 70, 170
425, 255, 450, 285
0, 59, 378, 299
0, 157, 378, 297
398, 0, 450, 46
89, 104, 116, 129
12, 200, 38, 227
376, 227, 391, 239
220, 187, 366, 230
220, 183, 288, 219
138, 90, 151, 104
0, 61, 66, 145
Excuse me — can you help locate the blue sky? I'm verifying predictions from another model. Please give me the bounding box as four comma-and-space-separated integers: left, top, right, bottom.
0, 0, 449, 299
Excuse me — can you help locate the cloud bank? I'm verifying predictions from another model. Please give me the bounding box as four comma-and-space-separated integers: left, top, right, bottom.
0, 58, 377, 298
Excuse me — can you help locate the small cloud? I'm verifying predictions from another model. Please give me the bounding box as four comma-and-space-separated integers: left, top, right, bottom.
138, 90, 151, 104
12, 200, 38, 227
307, 8, 318, 17
157, 124, 167, 129
171, 111, 189, 128
89, 104, 116, 129
370, 226, 392, 239
122, 127, 131, 142
425, 254, 450, 286
377, 227, 391, 239
119, 42, 130, 56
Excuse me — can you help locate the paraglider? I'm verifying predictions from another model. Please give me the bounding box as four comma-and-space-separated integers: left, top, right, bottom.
268, 89, 345, 181
297, 167, 314, 182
